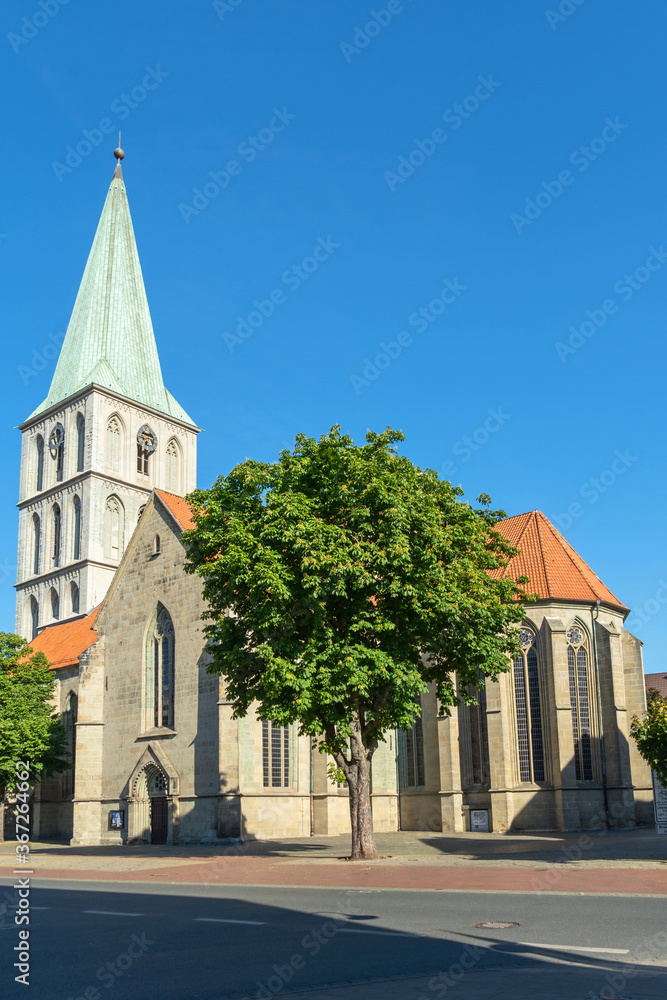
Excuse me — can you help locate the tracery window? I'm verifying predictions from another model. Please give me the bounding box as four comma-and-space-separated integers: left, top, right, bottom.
136, 425, 157, 476
76, 414, 85, 472
567, 626, 594, 781
106, 416, 122, 471
166, 439, 180, 493
262, 721, 290, 787
103, 495, 124, 561
145, 603, 175, 729
513, 627, 545, 783
35, 435, 44, 492
62, 692, 77, 797
398, 699, 426, 788
32, 514, 41, 576
52, 503, 62, 566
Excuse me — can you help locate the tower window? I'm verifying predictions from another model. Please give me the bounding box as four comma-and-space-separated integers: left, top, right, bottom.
72, 495, 81, 561
49, 424, 65, 482
262, 721, 290, 787
70, 581, 80, 615
35, 435, 44, 492
513, 627, 545, 783
32, 514, 41, 576
76, 414, 85, 472
136, 425, 157, 476
50, 588, 60, 621
106, 416, 122, 471
29, 597, 39, 640
103, 495, 124, 561
567, 626, 594, 780
166, 439, 180, 493
52, 503, 62, 566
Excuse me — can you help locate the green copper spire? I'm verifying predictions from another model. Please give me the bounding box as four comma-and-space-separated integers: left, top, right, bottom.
29, 150, 195, 425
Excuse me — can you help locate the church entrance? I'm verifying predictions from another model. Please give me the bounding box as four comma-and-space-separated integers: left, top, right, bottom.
150, 796, 168, 845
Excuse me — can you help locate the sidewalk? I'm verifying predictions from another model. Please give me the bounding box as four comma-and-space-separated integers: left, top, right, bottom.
2, 828, 666, 895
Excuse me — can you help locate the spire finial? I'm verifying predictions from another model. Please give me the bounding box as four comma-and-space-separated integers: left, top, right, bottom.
114, 132, 124, 161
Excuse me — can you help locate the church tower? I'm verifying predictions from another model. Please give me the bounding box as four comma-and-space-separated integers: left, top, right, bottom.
15, 148, 199, 638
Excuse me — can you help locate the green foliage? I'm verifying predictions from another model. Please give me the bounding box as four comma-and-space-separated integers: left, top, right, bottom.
631, 689, 667, 786
0, 633, 70, 792
184, 426, 528, 758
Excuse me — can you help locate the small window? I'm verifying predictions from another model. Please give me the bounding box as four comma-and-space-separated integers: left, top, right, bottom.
136, 425, 157, 476
49, 424, 65, 482
29, 597, 39, 639
52, 504, 62, 566
70, 582, 80, 614
103, 495, 124, 561
153, 534, 161, 556
72, 495, 81, 560
106, 416, 122, 471
32, 514, 41, 576
137, 504, 146, 523
50, 588, 60, 621
166, 439, 180, 493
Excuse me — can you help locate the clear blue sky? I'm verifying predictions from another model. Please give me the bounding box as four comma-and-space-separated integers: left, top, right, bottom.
1, 1, 665, 671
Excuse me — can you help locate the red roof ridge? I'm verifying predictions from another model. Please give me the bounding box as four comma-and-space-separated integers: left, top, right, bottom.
155, 488, 196, 531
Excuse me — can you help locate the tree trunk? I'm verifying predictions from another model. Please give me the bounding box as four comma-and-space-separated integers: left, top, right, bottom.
346, 733, 378, 861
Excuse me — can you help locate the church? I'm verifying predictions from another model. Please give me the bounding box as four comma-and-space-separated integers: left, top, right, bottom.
17, 151, 653, 846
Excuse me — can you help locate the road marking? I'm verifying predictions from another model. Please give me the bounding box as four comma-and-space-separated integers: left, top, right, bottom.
518, 942, 629, 955
31, 907, 50, 910
194, 918, 266, 926
338, 928, 413, 937
82, 910, 143, 917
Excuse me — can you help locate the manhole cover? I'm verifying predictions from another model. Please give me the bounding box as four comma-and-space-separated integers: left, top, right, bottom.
473, 921, 521, 929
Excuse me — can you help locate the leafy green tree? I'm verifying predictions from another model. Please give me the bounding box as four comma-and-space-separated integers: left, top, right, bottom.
184, 427, 528, 859
631, 688, 667, 786
0, 633, 70, 839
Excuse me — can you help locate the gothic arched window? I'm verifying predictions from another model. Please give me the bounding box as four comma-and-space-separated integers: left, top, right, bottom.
262, 720, 290, 787
398, 699, 426, 788
35, 435, 44, 492
145, 603, 175, 730
50, 587, 60, 621
76, 413, 85, 472
567, 625, 594, 780
72, 495, 81, 560
29, 596, 39, 639
32, 513, 41, 576
106, 416, 122, 471
513, 627, 545, 783
136, 425, 157, 476
166, 439, 180, 493
70, 581, 80, 614
103, 495, 124, 561
52, 503, 62, 566
468, 681, 490, 787
62, 691, 77, 797
49, 424, 64, 482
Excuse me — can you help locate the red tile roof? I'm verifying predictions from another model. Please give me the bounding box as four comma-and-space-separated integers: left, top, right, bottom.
155, 489, 196, 531
29, 606, 100, 671
491, 510, 627, 610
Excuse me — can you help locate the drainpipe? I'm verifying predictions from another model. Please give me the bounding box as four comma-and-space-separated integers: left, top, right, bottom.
309, 736, 314, 837
394, 729, 402, 832
591, 599, 610, 829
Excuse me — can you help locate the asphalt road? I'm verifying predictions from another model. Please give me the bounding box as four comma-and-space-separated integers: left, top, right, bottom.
1, 879, 666, 999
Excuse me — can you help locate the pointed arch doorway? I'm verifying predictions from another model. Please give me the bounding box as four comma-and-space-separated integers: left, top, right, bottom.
128, 758, 178, 845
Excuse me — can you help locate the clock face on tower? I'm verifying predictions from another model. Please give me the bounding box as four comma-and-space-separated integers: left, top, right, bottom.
136, 425, 157, 454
